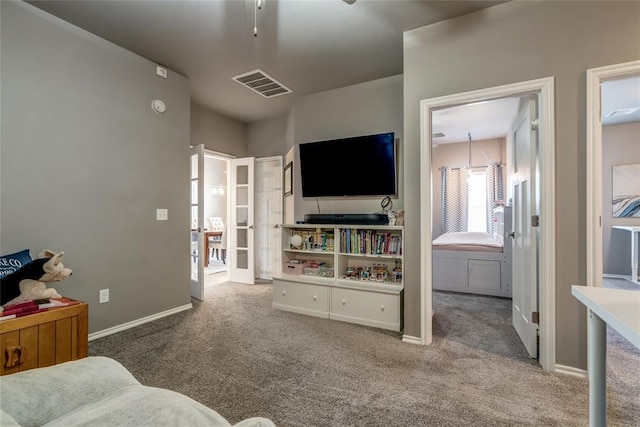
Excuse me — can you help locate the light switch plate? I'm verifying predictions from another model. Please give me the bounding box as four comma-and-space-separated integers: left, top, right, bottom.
156, 209, 168, 220
99, 289, 109, 304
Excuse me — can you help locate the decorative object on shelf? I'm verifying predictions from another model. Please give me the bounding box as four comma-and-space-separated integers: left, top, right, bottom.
392, 266, 402, 283
381, 196, 393, 213
284, 161, 293, 197
388, 211, 396, 226
290, 234, 303, 249
342, 263, 391, 283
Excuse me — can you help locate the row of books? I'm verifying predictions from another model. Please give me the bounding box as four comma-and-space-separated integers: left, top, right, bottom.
339, 229, 402, 255
0, 297, 77, 321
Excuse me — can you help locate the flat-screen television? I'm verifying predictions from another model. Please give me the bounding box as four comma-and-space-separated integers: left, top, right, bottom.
299, 132, 397, 198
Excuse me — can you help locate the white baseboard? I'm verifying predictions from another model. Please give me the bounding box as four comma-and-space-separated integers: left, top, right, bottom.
88, 303, 193, 341
402, 335, 423, 345
555, 364, 587, 378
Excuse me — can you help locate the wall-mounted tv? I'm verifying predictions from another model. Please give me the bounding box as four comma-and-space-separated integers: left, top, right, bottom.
299, 132, 397, 198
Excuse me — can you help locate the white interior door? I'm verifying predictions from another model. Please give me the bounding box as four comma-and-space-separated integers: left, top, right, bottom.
190, 144, 205, 300
511, 97, 539, 358
255, 156, 283, 280
230, 157, 255, 284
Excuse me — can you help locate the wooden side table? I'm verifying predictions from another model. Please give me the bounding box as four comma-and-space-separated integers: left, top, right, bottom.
0, 301, 88, 375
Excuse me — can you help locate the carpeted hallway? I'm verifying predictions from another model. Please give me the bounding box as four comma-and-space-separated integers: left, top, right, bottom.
89, 282, 639, 426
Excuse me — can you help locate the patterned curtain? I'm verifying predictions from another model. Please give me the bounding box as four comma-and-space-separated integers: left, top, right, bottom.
442, 167, 469, 233
486, 164, 504, 234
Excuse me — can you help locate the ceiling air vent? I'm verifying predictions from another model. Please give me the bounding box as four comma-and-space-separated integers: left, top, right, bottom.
232, 69, 292, 98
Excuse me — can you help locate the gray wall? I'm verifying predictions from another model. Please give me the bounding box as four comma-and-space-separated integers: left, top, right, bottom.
432, 138, 506, 239
191, 100, 247, 157
603, 122, 640, 275
292, 75, 404, 222
1, 1, 191, 333
247, 114, 290, 158
404, 0, 640, 368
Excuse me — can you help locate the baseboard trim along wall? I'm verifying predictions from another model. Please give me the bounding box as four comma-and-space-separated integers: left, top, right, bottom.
402, 335, 422, 345
88, 303, 193, 341
555, 364, 587, 378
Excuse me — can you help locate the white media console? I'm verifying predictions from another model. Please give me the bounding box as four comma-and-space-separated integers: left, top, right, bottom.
272, 224, 404, 332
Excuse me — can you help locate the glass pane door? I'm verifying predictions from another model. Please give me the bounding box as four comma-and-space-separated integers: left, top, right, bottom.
230, 157, 255, 284
190, 144, 205, 300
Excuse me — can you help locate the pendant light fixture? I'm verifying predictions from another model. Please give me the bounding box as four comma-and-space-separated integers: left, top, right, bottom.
254, 0, 263, 37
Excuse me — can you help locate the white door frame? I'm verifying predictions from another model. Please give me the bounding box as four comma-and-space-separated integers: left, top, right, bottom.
419, 77, 556, 371
586, 60, 640, 288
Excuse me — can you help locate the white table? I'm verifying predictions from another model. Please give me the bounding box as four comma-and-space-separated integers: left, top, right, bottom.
612, 225, 640, 283
571, 286, 640, 427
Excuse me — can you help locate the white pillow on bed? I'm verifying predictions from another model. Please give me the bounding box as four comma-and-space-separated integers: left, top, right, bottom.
433, 231, 503, 247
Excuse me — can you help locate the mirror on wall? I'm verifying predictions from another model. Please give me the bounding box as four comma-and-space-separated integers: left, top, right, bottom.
612, 163, 640, 218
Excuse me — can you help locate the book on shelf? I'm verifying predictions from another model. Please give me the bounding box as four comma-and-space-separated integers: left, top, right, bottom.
339, 229, 402, 256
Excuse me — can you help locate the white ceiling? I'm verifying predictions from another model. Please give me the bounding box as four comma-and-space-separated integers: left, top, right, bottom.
432, 97, 521, 145
27, 0, 505, 124
602, 75, 640, 126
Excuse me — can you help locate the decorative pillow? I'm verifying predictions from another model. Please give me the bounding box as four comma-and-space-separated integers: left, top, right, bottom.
0, 250, 32, 278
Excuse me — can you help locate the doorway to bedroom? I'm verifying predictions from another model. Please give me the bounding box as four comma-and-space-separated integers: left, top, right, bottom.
421, 77, 557, 371
430, 96, 524, 360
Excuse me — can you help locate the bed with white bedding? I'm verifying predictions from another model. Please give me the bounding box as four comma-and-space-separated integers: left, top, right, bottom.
432, 207, 512, 297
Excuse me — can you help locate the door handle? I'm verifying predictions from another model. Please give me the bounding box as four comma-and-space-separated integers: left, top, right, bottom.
248, 225, 255, 230
506, 231, 515, 239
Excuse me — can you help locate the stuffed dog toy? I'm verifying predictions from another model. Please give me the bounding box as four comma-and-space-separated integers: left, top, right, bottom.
0, 250, 71, 306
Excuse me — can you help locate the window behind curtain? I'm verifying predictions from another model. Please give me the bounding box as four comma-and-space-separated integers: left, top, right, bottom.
467, 170, 487, 232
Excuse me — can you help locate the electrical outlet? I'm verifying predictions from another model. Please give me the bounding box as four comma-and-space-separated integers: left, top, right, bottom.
99, 289, 109, 304
155, 66, 168, 79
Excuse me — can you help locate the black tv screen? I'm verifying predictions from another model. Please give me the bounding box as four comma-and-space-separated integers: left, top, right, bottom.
299, 132, 397, 198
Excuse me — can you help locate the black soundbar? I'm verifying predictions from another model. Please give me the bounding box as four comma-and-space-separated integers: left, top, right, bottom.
303, 213, 389, 225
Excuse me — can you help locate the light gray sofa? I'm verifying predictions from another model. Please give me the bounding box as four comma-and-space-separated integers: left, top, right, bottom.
0, 356, 275, 427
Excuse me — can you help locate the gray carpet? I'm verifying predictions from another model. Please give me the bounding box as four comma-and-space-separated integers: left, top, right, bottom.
89, 283, 640, 426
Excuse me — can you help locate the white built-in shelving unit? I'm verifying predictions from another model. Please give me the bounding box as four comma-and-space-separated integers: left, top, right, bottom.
272, 224, 403, 332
